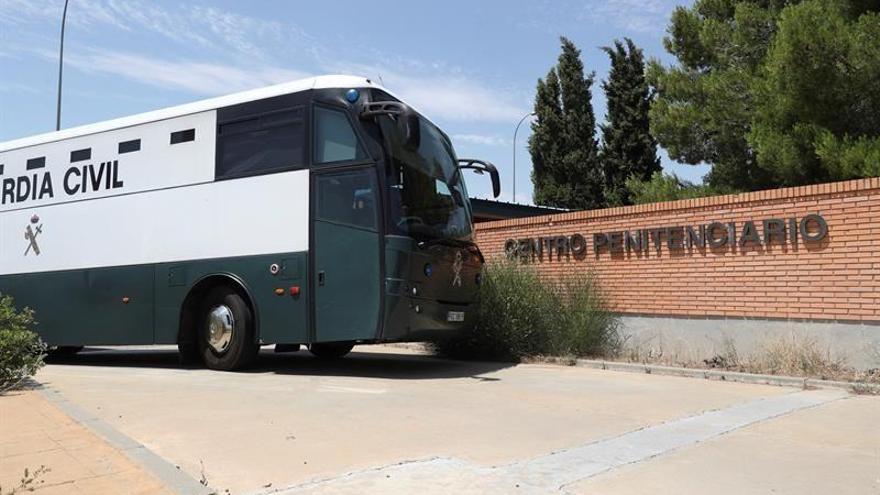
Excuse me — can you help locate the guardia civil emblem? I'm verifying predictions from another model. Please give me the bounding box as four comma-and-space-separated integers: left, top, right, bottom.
24, 214, 42, 256
452, 250, 463, 287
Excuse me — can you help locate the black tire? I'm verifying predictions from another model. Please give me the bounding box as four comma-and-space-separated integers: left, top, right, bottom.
198, 286, 259, 371
177, 342, 201, 364
49, 346, 84, 356
309, 342, 355, 359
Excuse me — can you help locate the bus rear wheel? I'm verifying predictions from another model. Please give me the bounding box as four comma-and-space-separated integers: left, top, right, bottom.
198, 287, 259, 371
308, 342, 355, 359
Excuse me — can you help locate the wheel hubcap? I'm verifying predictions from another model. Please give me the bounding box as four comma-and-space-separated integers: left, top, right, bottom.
206, 305, 234, 354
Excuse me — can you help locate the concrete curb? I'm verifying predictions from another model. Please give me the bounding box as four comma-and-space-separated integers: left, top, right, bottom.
575, 359, 880, 394
39, 386, 214, 495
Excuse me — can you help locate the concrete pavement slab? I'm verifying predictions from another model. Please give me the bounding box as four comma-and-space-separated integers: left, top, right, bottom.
265, 389, 848, 495
569, 394, 880, 495
37, 346, 799, 494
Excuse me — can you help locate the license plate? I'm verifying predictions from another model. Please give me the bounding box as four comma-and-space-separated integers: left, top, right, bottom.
446, 311, 465, 322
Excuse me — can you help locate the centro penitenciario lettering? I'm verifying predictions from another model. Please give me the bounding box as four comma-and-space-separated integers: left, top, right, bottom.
505, 214, 828, 261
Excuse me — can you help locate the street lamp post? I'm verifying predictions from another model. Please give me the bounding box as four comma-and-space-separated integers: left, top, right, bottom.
512, 111, 535, 203
56, 0, 70, 131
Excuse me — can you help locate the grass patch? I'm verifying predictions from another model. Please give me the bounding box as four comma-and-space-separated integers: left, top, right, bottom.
623, 333, 880, 385
746, 336, 849, 380
1, 465, 50, 494
433, 259, 620, 362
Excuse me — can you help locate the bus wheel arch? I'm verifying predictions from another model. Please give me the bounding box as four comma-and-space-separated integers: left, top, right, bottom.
177, 274, 259, 368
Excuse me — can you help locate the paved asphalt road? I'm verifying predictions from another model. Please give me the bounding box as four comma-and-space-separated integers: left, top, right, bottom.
36, 346, 880, 495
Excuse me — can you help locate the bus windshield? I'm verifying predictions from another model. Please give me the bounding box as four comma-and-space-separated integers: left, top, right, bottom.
380, 116, 472, 241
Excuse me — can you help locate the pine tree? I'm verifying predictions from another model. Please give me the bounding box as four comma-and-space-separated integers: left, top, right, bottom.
530, 37, 604, 210
600, 38, 661, 206
651, 0, 880, 191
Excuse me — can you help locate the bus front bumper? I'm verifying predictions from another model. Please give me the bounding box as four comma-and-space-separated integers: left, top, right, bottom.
381, 296, 473, 342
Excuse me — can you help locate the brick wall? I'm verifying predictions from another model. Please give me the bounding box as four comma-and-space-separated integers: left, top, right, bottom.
474, 178, 880, 323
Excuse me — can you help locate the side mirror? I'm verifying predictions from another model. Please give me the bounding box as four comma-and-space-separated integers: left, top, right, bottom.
398, 111, 421, 150
360, 101, 420, 150
457, 159, 501, 198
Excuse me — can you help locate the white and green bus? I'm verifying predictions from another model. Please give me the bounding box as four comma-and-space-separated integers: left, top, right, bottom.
0, 75, 499, 370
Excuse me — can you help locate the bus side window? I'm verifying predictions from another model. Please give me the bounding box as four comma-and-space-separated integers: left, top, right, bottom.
314, 107, 367, 164
315, 170, 377, 231
216, 106, 306, 179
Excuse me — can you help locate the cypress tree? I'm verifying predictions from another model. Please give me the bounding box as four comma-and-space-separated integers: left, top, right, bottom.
600, 38, 661, 206
530, 37, 604, 209
530, 69, 564, 206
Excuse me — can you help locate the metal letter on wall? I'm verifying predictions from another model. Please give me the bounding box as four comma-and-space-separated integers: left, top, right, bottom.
593, 233, 608, 254
570, 234, 587, 256
800, 214, 828, 242
763, 219, 786, 245
706, 222, 729, 248
739, 221, 761, 246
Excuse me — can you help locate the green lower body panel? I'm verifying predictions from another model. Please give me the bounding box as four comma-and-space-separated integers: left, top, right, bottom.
0, 236, 485, 348
153, 252, 310, 345
0, 265, 156, 345
312, 220, 381, 343
0, 251, 310, 347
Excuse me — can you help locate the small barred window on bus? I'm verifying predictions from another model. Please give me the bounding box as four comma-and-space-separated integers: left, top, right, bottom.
216, 106, 306, 179
314, 107, 366, 164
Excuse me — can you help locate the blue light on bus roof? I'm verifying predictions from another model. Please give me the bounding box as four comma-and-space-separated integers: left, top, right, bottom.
345, 89, 360, 103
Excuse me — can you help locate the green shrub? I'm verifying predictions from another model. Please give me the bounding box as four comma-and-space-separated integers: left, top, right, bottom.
434, 259, 620, 361
556, 273, 621, 357
0, 295, 46, 393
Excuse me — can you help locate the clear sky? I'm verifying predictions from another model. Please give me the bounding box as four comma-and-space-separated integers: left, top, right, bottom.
0, 0, 707, 203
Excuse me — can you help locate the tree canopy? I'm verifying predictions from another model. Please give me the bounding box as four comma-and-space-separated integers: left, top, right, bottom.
649, 0, 880, 191
751, 0, 880, 183
625, 171, 729, 205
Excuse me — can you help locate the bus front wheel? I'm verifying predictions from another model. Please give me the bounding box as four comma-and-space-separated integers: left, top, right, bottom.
308, 342, 355, 359
198, 286, 259, 371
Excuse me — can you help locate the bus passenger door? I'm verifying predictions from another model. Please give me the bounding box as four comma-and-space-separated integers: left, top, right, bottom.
311, 168, 382, 343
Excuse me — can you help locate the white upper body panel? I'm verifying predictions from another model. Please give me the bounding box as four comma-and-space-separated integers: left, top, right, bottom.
0, 75, 397, 215
0, 75, 390, 274
0, 75, 387, 152
0, 169, 310, 275
0, 111, 217, 213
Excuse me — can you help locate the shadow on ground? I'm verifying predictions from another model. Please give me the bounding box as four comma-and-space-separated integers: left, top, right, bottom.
44, 346, 513, 380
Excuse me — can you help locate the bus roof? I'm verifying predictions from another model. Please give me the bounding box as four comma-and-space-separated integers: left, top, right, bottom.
1, 75, 393, 153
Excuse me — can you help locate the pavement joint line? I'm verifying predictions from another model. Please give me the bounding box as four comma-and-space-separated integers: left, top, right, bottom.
37, 385, 215, 495
576, 358, 880, 393
260, 389, 848, 494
